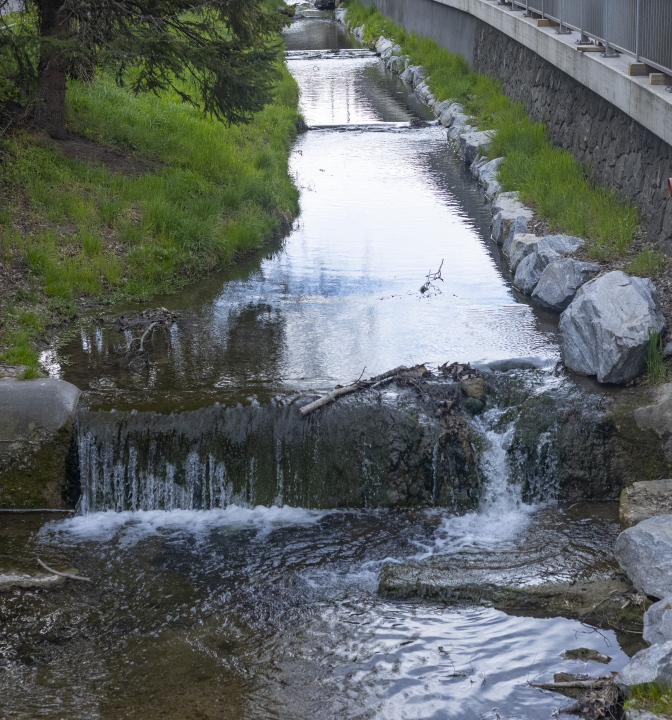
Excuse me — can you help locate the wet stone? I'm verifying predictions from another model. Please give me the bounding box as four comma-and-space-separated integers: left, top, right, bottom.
620, 479, 672, 529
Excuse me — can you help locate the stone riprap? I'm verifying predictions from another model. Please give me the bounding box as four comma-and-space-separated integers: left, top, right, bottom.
614, 514, 672, 599
559, 271, 665, 384
625, 712, 668, 720
458, 129, 492, 165
620, 479, 672, 529
470, 156, 502, 199
644, 595, 672, 646
512, 235, 584, 295
531, 258, 599, 312
615, 642, 672, 691
492, 193, 533, 247
504, 233, 538, 272
633, 385, 672, 460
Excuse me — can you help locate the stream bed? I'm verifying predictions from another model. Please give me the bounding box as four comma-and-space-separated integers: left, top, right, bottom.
1, 17, 635, 720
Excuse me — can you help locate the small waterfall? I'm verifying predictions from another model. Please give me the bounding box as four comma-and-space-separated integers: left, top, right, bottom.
76, 390, 481, 514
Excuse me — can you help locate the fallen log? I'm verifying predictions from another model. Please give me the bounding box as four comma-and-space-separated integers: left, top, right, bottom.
300, 365, 412, 415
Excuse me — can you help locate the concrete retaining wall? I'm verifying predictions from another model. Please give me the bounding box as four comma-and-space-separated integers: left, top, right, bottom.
357, 0, 672, 248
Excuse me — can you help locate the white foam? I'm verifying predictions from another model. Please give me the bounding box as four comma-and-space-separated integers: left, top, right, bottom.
422, 415, 536, 557
39, 505, 331, 545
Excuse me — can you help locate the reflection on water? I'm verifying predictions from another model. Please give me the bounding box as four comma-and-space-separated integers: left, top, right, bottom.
58, 27, 558, 411
0, 504, 628, 720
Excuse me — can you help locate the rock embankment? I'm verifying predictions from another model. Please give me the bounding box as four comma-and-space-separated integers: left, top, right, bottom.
0, 378, 81, 508
614, 497, 672, 711
337, 8, 666, 386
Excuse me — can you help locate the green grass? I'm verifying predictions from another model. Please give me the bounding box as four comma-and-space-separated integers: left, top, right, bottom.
645, 330, 669, 385
0, 51, 301, 373
628, 246, 666, 277
624, 682, 672, 717
343, 1, 639, 256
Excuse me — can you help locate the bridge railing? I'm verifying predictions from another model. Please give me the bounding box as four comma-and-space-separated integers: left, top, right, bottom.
507, 0, 672, 77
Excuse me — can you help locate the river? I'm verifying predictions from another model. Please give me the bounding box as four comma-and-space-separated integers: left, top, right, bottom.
0, 17, 632, 720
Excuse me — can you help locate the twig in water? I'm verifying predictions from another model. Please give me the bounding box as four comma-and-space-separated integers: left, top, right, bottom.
420, 259, 444, 294
37, 557, 92, 583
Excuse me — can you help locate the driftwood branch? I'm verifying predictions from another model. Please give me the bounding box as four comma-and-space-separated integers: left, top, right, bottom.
37, 557, 92, 583
300, 365, 413, 415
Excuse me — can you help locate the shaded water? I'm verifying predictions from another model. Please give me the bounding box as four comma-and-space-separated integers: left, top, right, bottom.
2, 18, 628, 720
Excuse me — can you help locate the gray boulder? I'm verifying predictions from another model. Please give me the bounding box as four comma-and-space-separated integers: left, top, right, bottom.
471, 156, 502, 199
614, 514, 672, 598
0, 378, 81, 508
559, 271, 665, 384
644, 595, 672, 645
531, 258, 599, 311
513, 247, 558, 294
504, 233, 539, 272
615, 641, 672, 691
458, 130, 493, 165
438, 102, 465, 128
620, 479, 672, 528
491, 192, 534, 246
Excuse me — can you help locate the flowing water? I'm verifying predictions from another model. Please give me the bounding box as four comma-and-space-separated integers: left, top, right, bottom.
1, 17, 632, 720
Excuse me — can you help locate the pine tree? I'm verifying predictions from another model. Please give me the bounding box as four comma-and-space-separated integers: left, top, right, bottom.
0, 0, 283, 138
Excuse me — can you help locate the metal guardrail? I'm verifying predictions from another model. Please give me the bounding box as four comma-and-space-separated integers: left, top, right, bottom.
506, 0, 672, 78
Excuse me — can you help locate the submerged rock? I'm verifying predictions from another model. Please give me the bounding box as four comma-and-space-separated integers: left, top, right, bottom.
644, 595, 672, 645
560, 271, 665, 384
615, 515, 672, 598
561, 648, 611, 664
615, 641, 672, 691
0, 572, 65, 592
620, 479, 672, 528
531, 258, 600, 312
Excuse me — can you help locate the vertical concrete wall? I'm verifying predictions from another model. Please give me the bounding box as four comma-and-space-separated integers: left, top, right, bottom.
359, 0, 478, 68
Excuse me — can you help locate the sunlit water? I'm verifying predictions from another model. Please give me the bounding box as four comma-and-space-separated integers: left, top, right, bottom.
2, 18, 627, 720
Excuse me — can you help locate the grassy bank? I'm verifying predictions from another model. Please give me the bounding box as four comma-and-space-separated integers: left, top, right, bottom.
0, 57, 301, 375
342, 1, 639, 259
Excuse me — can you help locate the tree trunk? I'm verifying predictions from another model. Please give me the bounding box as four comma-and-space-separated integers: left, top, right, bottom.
33, 0, 69, 139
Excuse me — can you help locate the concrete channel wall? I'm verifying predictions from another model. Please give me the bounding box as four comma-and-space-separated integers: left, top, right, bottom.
357, 0, 672, 249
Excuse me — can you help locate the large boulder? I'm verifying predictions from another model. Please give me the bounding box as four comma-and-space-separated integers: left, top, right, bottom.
531, 258, 600, 311
559, 271, 665, 384
621, 479, 672, 528
491, 192, 534, 246
615, 514, 672, 598
513, 245, 559, 294
644, 595, 672, 645
0, 378, 81, 508
615, 641, 672, 691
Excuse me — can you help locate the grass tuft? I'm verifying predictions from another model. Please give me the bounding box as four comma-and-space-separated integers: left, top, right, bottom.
624, 682, 672, 717
645, 331, 669, 385
627, 246, 665, 277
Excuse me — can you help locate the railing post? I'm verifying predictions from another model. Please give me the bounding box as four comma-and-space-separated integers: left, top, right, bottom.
635, 0, 641, 61
557, 0, 572, 33
603, 0, 618, 56
577, 0, 594, 42
525, 0, 531, 16
542, 0, 545, 18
